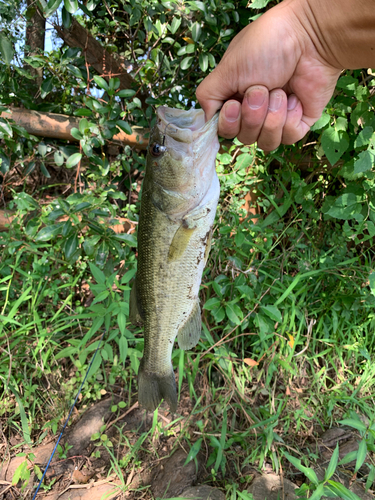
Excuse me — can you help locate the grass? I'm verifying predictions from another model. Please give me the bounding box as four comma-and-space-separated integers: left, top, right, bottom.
1, 142, 375, 499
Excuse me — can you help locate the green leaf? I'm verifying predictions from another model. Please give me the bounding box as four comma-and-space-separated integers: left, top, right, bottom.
55, 345, 79, 360
283, 453, 319, 485
88, 351, 102, 379
184, 439, 203, 466
191, 22, 202, 42
203, 297, 221, 310
8, 383, 32, 445
321, 126, 349, 165
12, 461, 28, 485
80, 317, 105, 348
116, 120, 132, 135
81, 142, 93, 157
66, 153, 82, 168
61, 6, 71, 28
354, 126, 373, 149
369, 272, 375, 296
86, 0, 97, 10
354, 149, 374, 174
117, 89, 136, 98
261, 305, 282, 323
74, 108, 93, 117
64, 232, 79, 260
338, 418, 367, 433
0, 154, 10, 174
199, 53, 208, 72
119, 335, 128, 362
92, 290, 109, 304
208, 53, 216, 68
41, 76, 53, 98
226, 303, 241, 325
54, 150, 65, 166
38, 143, 47, 157
190, 1, 206, 12
366, 464, 375, 491
325, 444, 339, 480
326, 192, 363, 220
67, 64, 82, 79
310, 112, 330, 132
64, 0, 78, 13
0, 119, 13, 137
336, 74, 358, 91
39, 162, 51, 178
89, 262, 106, 284
308, 484, 324, 500
170, 17, 181, 34
93, 75, 109, 91
0, 35, 14, 65
327, 480, 362, 500
355, 439, 367, 473
44, 0, 62, 18
248, 0, 272, 7
118, 312, 126, 335
35, 224, 62, 242
339, 450, 358, 465
180, 56, 194, 70
79, 118, 89, 134
112, 233, 137, 246
121, 269, 137, 284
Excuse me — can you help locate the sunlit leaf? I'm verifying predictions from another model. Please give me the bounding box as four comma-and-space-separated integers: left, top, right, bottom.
243, 358, 259, 367
66, 153, 82, 168
64, 0, 78, 14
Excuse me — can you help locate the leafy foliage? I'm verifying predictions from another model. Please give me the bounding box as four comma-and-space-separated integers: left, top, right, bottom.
1, 0, 375, 497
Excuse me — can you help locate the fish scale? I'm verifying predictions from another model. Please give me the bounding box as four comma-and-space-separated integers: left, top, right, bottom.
130, 106, 220, 412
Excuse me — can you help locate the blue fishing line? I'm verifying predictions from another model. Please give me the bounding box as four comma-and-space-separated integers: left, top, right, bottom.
31, 329, 106, 500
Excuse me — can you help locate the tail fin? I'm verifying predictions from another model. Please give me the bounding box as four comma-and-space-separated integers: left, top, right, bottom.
138, 359, 177, 413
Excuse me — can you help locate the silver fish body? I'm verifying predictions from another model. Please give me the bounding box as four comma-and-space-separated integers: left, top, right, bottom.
130, 106, 220, 412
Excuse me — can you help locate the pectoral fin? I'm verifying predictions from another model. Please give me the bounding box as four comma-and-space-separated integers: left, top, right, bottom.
177, 300, 201, 350
168, 224, 195, 261
129, 278, 144, 325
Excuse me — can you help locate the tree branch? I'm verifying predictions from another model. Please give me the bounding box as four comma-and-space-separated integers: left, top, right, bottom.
54, 18, 141, 93
0, 108, 149, 149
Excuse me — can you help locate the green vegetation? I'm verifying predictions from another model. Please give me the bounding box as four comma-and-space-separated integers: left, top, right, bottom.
1, 0, 375, 498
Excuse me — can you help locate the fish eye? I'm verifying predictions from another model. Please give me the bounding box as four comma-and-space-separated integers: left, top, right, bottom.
150, 142, 166, 157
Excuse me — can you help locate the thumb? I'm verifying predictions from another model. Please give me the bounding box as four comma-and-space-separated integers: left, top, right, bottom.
196, 65, 239, 121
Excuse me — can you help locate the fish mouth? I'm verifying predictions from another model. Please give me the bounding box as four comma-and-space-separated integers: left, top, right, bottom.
156, 106, 219, 145
157, 107, 206, 133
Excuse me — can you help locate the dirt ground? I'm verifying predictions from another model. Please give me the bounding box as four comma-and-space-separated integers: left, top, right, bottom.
1, 386, 374, 500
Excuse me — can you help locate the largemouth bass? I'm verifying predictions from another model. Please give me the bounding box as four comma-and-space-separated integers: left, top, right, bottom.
129, 106, 220, 412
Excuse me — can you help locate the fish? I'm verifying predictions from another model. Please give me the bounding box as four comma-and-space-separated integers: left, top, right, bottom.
129, 106, 220, 412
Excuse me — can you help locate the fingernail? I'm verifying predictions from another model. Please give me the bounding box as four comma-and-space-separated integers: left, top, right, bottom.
223, 101, 240, 122
246, 88, 266, 109
269, 92, 282, 112
287, 95, 298, 110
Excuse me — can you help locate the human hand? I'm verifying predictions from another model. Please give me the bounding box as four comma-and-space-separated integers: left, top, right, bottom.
196, 0, 341, 151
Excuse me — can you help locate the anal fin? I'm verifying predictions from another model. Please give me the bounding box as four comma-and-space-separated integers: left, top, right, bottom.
177, 300, 201, 350
129, 278, 144, 325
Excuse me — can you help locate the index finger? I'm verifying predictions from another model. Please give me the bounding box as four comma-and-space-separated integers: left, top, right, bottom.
196, 66, 240, 121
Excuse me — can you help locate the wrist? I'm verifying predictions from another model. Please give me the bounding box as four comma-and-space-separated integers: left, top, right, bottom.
293, 0, 375, 69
